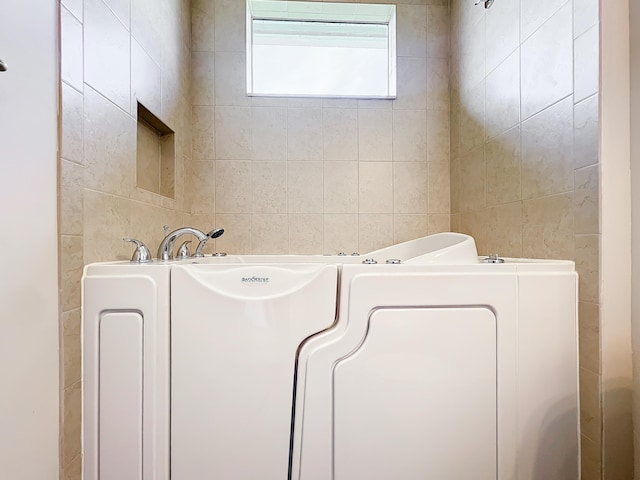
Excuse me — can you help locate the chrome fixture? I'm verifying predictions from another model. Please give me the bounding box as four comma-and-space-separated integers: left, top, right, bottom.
123, 238, 153, 263
482, 254, 505, 264
176, 240, 192, 260
474, 0, 494, 8
157, 227, 208, 261
193, 228, 225, 257
362, 258, 378, 264
0, 59, 7, 72
386, 258, 402, 264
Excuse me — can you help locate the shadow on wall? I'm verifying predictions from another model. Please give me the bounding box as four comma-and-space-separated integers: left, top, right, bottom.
600, 382, 634, 479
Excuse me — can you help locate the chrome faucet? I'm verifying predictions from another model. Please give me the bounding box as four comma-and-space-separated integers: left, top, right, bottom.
157, 227, 225, 260
157, 227, 208, 261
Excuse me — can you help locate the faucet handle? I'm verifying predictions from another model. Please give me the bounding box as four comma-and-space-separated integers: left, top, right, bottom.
123, 238, 153, 263
176, 240, 192, 260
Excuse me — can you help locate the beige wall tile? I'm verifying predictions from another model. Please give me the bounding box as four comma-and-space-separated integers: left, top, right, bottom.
459, 80, 485, 154
136, 121, 161, 193
192, 106, 215, 158
62, 0, 83, 21
459, 146, 485, 213
214, 0, 245, 52
84, 0, 131, 112
131, 39, 161, 115
104, 0, 129, 28
484, 0, 519, 73
215, 214, 251, 253
132, 0, 162, 64
61, 6, 83, 91
62, 310, 81, 389
393, 110, 427, 162
426, 58, 450, 110
215, 160, 251, 213
287, 108, 323, 161
61, 236, 83, 312
574, 0, 599, 38
450, 153, 460, 214
397, 5, 427, 58
521, 3, 573, 119
323, 214, 358, 254
84, 87, 136, 196
289, 214, 323, 254
83, 190, 132, 263
252, 107, 287, 160
428, 160, 450, 213
575, 234, 599, 303
192, 51, 215, 106
458, 15, 485, 91
394, 57, 428, 110
574, 165, 599, 234
393, 162, 428, 213
61, 83, 84, 165
427, 109, 450, 162
252, 161, 287, 213
358, 109, 392, 161
486, 126, 521, 206
580, 367, 602, 445
192, 0, 215, 51
574, 94, 599, 169
579, 301, 601, 375
215, 106, 251, 159
521, 95, 574, 199
574, 24, 599, 103
287, 162, 323, 213
581, 435, 602, 480
324, 162, 358, 213
428, 214, 450, 234
323, 109, 358, 161
522, 193, 574, 260
62, 452, 81, 480
129, 201, 184, 252
427, 6, 449, 59
458, 209, 488, 255
61, 161, 84, 237
485, 202, 523, 258
359, 162, 393, 213
521, 0, 569, 41
62, 382, 82, 468
394, 214, 428, 244
214, 52, 251, 107
189, 160, 215, 214
251, 214, 288, 254
359, 214, 394, 253
485, 50, 520, 140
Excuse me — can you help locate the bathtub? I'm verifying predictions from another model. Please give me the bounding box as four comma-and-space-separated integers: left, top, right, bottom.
82, 233, 579, 480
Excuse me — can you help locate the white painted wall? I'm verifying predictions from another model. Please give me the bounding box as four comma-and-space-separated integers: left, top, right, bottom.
600, 1, 634, 478
0, 0, 60, 478
630, 1, 640, 477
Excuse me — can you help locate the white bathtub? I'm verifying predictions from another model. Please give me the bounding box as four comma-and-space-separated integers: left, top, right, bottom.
82, 233, 579, 480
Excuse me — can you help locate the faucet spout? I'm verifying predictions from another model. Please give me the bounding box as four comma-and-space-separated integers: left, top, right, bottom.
157, 227, 207, 261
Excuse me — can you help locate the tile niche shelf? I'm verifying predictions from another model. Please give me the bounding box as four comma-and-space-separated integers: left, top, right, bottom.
136, 102, 175, 199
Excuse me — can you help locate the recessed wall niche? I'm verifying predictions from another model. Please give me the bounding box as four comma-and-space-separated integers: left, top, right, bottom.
136, 102, 175, 198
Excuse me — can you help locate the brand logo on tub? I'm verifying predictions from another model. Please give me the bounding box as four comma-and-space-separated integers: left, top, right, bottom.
241, 276, 270, 285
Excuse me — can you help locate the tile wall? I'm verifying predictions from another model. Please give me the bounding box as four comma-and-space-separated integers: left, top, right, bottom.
189, 0, 451, 255
59, 0, 192, 478
449, 0, 603, 478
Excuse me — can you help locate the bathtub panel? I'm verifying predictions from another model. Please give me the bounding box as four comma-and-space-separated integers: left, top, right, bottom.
99, 311, 144, 480
333, 307, 497, 480
170, 264, 338, 480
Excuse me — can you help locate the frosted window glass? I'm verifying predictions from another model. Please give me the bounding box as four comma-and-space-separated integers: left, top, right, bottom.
247, 1, 396, 98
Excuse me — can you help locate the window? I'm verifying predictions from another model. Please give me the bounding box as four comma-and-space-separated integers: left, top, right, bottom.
246, 0, 396, 98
